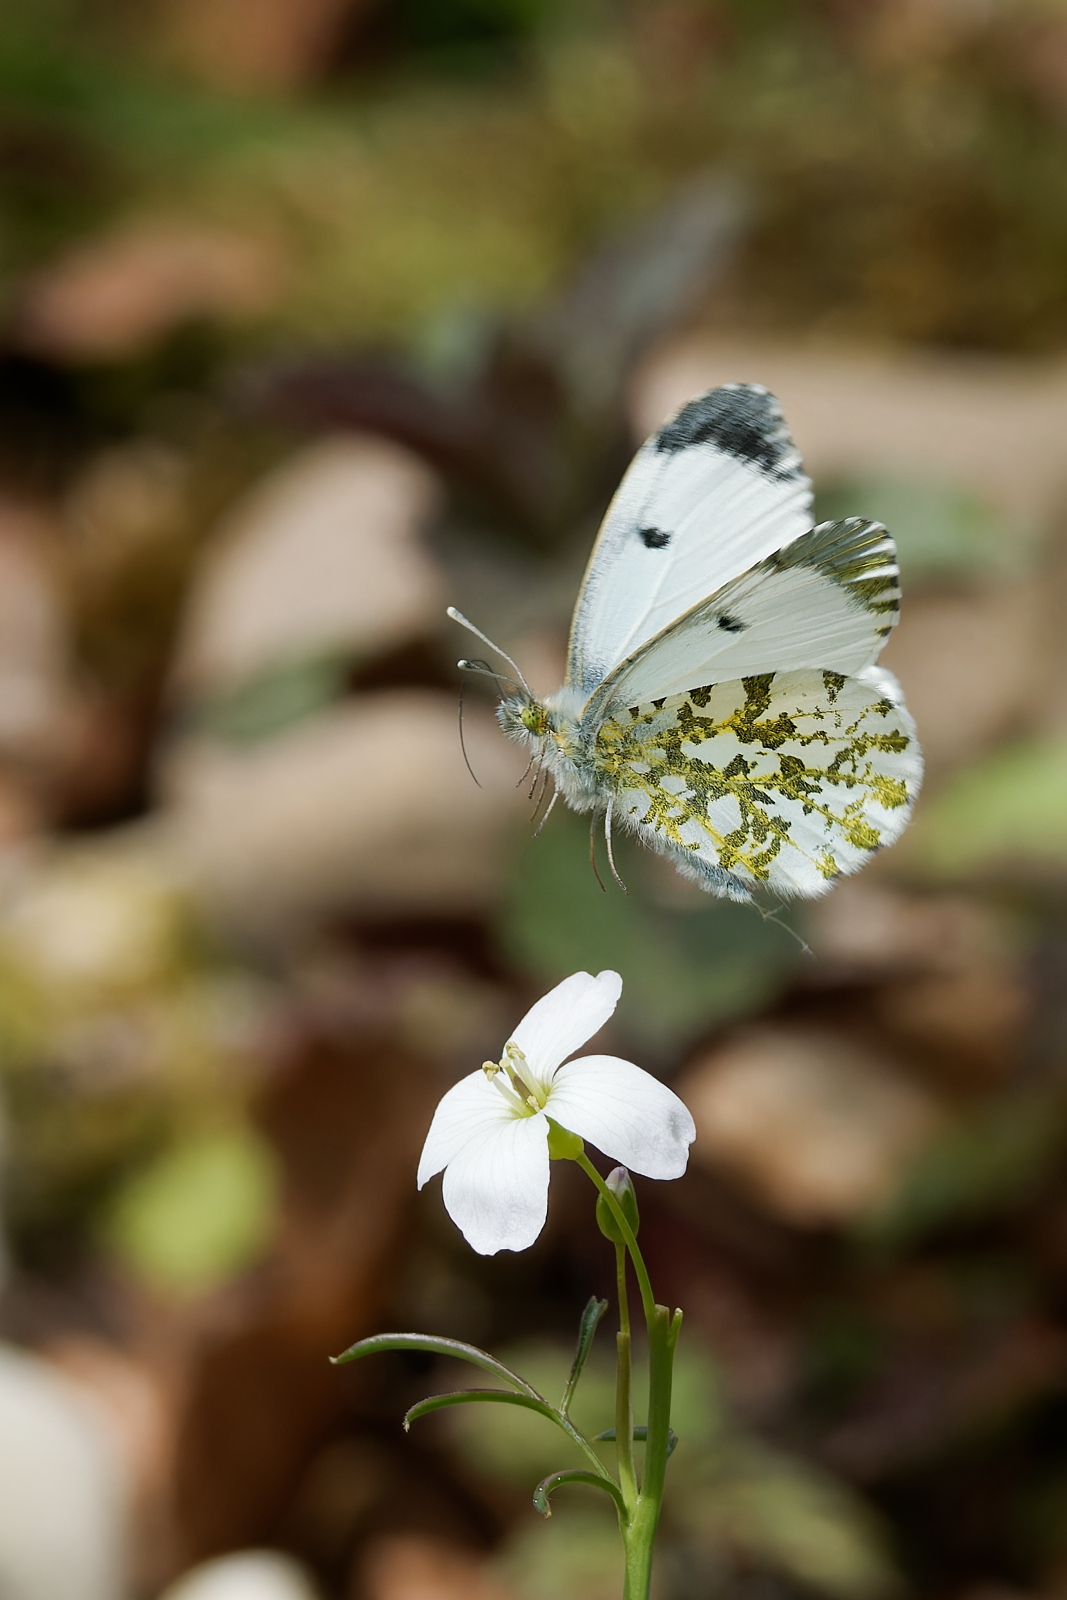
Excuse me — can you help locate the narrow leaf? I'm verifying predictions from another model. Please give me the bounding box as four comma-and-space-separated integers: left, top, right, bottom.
403, 1387, 620, 1485
561, 1295, 609, 1414
330, 1332, 540, 1399
403, 1387, 566, 1432
533, 1468, 629, 1520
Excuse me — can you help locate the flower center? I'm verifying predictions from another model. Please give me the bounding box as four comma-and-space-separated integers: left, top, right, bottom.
482, 1042, 548, 1117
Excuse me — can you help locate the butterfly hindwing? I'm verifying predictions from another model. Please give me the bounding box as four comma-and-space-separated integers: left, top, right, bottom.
584, 516, 901, 719
593, 668, 921, 900
567, 385, 813, 697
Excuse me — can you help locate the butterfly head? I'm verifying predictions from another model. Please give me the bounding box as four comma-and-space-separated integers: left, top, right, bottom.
497, 692, 550, 744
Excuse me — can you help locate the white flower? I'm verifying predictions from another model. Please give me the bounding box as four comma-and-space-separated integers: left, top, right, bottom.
417, 970, 696, 1255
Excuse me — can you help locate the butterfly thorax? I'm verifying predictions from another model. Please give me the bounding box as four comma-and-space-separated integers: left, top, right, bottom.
497, 688, 600, 811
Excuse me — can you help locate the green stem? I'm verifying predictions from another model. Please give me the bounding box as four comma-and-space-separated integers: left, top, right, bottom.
616, 1243, 631, 1340
575, 1153, 682, 1600
620, 1306, 681, 1600
615, 1329, 637, 1510
576, 1152, 656, 1328
614, 1243, 637, 1508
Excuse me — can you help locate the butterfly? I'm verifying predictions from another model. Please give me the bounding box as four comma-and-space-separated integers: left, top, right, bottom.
450, 383, 922, 902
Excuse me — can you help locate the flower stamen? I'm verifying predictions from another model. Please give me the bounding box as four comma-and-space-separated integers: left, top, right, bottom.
505, 1042, 549, 1108
483, 1058, 528, 1114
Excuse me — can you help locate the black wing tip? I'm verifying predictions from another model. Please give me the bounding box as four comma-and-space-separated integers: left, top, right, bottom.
653, 382, 803, 483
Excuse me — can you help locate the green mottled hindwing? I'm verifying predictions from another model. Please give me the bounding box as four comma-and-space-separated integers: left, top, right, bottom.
591, 669, 921, 900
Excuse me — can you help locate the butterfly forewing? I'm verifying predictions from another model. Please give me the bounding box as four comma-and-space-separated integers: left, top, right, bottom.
584, 516, 901, 720
594, 669, 921, 901
567, 385, 813, 697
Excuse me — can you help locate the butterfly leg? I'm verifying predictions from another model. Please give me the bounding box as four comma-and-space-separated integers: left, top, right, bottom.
603, 799, 629, 895
532, 785, 559, 837
588, 812, 607, 892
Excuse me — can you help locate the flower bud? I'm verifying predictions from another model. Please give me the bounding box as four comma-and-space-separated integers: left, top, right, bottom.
596, 1165, 640, 1242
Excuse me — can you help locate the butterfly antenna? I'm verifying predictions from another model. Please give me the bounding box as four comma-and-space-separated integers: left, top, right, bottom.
532, 785, 559, 838
603, 800, 629, 895
448, 607, 532, 696
588, 812, 607, 893
457, 681, 482, 789
457, 658, 524, 695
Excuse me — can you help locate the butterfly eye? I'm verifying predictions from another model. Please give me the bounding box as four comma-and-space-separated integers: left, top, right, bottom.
520, 705, 549, 735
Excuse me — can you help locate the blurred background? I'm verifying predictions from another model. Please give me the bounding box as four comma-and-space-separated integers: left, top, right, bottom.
3, 1, 1067, 1597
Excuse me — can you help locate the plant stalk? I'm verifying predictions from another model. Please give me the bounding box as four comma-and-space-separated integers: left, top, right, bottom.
577, 1153, 681, 1600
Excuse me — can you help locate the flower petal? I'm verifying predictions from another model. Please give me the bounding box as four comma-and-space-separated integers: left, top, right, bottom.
417, 1069, 515, 1188
510, 970, 622, 1083
547, 1056, 695, 1180
441, 1112, 551, 1254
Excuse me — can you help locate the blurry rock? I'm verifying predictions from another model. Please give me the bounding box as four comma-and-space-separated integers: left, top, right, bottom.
678, 1028, 943, 1226
633, 339, 1067, 535
170, 1029, 440, 1556
0, 1342, 128, 1600
160, 0, 366, 94
0, 840, 189, 999
806, 881, 1001, 976
160, 1551, 321, 1600
808, 883, 1029, 1085
42, 1336, 174, 1592
66, 442, 190, 572
160, 693, 527, 935
1012, 13, 1067, 120
16, 220, 290, 361
361, 1534, 513, 1600
0, 502, 68, 770
874, 966, 1028, 1086
877, 579, 1044, 772
172, 437, 443, 699
858, 0, 997, 67
0, 1087, 6, 1292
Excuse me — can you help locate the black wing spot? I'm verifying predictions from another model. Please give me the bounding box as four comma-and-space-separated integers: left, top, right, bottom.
655, 383, 801, 481
717, 614, 746, 633
639, 526, 671, 549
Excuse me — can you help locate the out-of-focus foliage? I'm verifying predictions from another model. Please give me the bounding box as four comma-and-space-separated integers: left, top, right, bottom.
500, 809, 801, 1046
1, 2, 1067, 1598
907, 736, 1067, 877
447, 1338, 896, 1600
100, 1123, 278, 1295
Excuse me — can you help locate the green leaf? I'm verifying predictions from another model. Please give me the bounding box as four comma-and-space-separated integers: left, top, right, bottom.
860, 1089, 1064, 1247
444, 1340, 619, 1485
100, 1127, 277, 1298
403, 1387, 569, 1432
330, 1332, 541, 1398
532, 1468, 629, 1520
904, 737, 1067, 877
191, 651, 353, 745
499, 810, 798, 1046
561, 1296, 608, 1415
403, 1387, 616, 1484
674, 1435, 898, 1600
